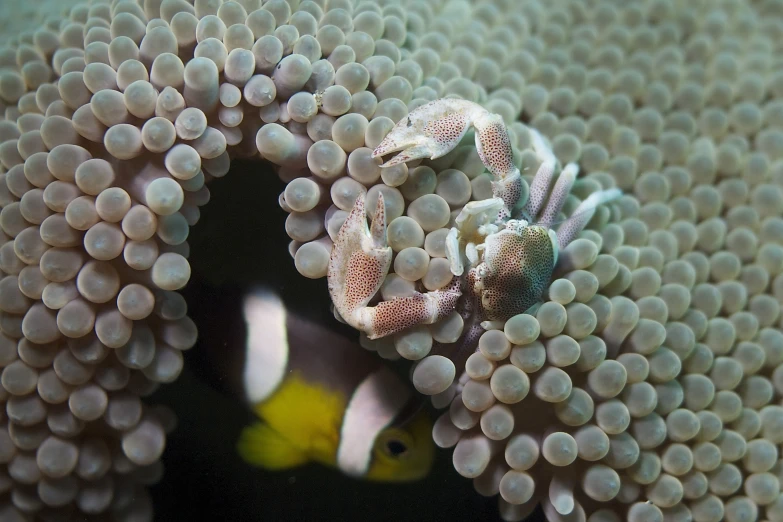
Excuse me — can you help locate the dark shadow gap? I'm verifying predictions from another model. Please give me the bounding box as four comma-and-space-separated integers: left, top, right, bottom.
147, 160, 510, 521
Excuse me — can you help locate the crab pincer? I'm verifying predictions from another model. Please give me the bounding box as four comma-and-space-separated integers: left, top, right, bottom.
371, 98, 482, 167
327, 193, 461, 340
372, 99, 523, 218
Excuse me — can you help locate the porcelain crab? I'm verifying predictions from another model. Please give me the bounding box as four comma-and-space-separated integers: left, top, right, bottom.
327, 99, 620, 353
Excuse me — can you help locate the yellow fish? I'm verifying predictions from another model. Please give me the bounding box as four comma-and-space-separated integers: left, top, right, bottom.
236, 288, 434, 482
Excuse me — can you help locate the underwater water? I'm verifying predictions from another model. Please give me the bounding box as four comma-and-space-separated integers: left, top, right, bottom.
3, 1, 783, 520
148, 163, 540, 521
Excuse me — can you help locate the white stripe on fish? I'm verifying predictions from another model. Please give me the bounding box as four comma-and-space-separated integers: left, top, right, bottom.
242, 290, 288, 404
337, 367, 412, 476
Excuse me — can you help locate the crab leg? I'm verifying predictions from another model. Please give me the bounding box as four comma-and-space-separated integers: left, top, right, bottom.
554, 188, 622, 250
327, 193, 461, 339
537, 163, 578, 227
511, 129, 620, 249
472, 108, 523, 221
519, 128, 557, 220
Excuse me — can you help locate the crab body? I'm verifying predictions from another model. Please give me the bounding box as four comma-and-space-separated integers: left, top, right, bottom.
327, 99, 620, 352
471, 223, 557, 322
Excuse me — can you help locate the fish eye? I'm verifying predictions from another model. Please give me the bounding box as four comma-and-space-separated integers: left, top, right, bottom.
375, 428, 414, 461
385, 440, 408, 457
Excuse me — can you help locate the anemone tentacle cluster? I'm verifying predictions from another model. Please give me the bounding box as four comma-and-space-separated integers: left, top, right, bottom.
0, 0, 782, 521
399, 1, 783, 521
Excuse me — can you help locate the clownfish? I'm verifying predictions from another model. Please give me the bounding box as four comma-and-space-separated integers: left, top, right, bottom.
236, 288, 434, 482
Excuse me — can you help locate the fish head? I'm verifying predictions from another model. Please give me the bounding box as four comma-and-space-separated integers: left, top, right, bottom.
363, 408, 434, 482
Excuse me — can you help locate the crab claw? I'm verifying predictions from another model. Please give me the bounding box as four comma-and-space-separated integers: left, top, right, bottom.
328, 193, 462, 340
328, 192, 392, 331
371, 98, 485, 167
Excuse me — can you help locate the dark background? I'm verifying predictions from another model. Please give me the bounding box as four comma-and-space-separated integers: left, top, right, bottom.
147, 161, 545, 521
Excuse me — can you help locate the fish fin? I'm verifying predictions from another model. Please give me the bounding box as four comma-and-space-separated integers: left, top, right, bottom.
252, 372, 345, 468
237, 422, 309, 470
